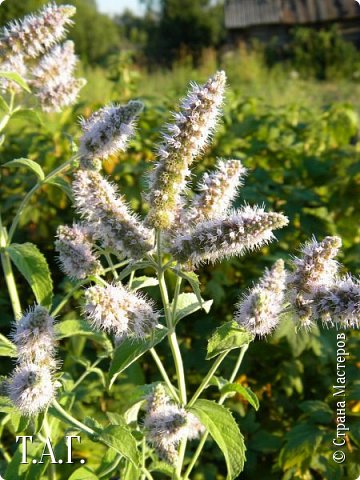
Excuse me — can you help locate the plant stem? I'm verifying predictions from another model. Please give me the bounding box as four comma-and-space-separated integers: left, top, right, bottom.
187, 350, 229, 408
71, 358, 103, 392
149, 348, 180, 402
52, 400, 95, 437
0, 226, 22, 319
184, 344, 249, 479
43, 416, 56, 480
98, 455, 121, 478
8, 156, 77, 243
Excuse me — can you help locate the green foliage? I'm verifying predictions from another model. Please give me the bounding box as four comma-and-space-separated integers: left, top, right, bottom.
189, 399, 246, 479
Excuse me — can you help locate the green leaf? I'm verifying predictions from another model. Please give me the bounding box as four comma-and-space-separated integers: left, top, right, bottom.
45, 176, 73, 200
0, 71, 31, 92
7, 243, 53, 308
68, 467, 99, 480
99, 425, 140, 466
108, 325, 168, 389
0, 333, 16, 357
0, 95, 9, 112
279, 423, 323, 470
55, 318, 112, 352
189, 399, 246, 479
173, 269, 203, 307
207, 321, 253, 360
220, 383, 259, 411
123, 460, 141, 480
0, 395, 15, 413
11, 108, 42, 125
3, 158, 45, 181
119, 261, 155, 281
171, 292, 213, 324
131, 275, 159, 291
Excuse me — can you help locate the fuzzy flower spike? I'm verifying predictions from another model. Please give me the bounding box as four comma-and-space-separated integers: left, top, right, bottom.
73, 170, 154, 259
171, 205, 288, 267
31, 40, 85, 112
314, 275, 360, 328
235, 259, 286, 336
79, 100, 143, 166
146, 71, 226, 229
0, 3, 76, 59
186, 158, 247, 224
55, 222, 103, 280
11, 305, 57, 368
8, 363, 57, 416
84, 282, 159, 340
144, 384, 204, 464
287, 236, 342, 326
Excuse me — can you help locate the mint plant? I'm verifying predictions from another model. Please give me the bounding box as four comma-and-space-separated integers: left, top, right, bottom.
0, 5, 359, 480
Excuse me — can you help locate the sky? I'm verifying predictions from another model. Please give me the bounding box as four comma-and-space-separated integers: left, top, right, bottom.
97, 0, 145, 15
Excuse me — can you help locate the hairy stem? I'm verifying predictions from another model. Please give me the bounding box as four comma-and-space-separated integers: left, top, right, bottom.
149, 347, 180, 402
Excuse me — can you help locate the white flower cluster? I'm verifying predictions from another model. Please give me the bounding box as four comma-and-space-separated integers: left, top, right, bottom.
83, 283, 159, 340
147, 71, 226, 229
72, 170, 154, 260
0, 3, 85, 111
31, 41, 85, 112
185, 159, 247, 225
8, 306, 58, 415
144, 384, 204, 464
235, 259, 286, 336
171, 206, 288, 267
55, 223, 103, 280
79, 101, 143, 165
287, 236, 359, 328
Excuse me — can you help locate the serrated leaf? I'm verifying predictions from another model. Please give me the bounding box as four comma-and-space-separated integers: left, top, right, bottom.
0, 71, 31, 92
68, 467, 98, 480
220, 383, 259, 410
173, 269, 203, 307
7, 242, 53, 308
279, 423, 323, 470
171, 292, 213, 324
108, 326, 168, 389
106, 412, 126, 426
207, 321, 253, 360
99, 424, 140, 466
45, 176, 73, 200
3, 158, 45, 181
131, 275, 159, 291
189, 399, 246, 479
0, 333, 16, 357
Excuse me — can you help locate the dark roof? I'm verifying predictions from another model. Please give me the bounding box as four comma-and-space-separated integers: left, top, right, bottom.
225, 0, 360, 29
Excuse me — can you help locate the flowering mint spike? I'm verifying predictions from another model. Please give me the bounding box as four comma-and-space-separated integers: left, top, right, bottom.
0, 53, 27, 92
186, 159, 247, 224
72, 170, 154, 260
0, 3, 76, 59
11, 305, 57, 368
171, 206, 288, 267
84, 283, 159, 340
146, 71, 226, 229
287, 236, 342, 326
31, 40, 85, 112
314, 275, 360, 328
8, 363, 57, 416
144, 385, 205, 465
235, 259, 286, 336
79, 100, 143, 164
55, 223, 103, 280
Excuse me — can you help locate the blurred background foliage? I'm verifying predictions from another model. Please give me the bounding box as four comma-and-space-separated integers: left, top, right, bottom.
0, 1, 360, 479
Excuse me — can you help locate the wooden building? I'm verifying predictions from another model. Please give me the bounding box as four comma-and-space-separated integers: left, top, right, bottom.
225, 0, 360, 45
